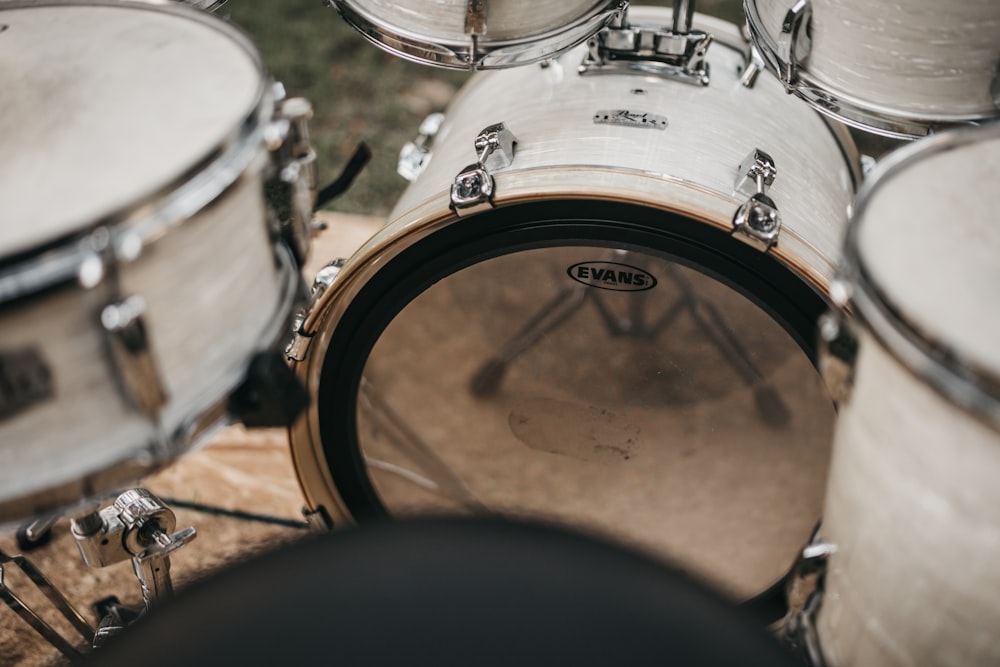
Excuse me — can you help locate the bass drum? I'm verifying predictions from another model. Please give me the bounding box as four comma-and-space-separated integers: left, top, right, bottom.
289, 7, 860, 605
326, 0, 624, 69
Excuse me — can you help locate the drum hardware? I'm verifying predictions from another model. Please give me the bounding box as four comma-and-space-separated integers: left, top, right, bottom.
774, 0, 811, 87
731, 148, 781, 251
464, 0, 486, 36
398, 112, 447, 182
0, 547, 96, 660
228, 350, 311, 428
579, 0, 712, 86
267, 93, 319, 267
468, 249, 791, 428
816, 308, 856, 404
80, 226, 171, 426
780, 529, 835, 667
71, 489, 195, 609
0, 489, 196, 657
450, 122, 518, 215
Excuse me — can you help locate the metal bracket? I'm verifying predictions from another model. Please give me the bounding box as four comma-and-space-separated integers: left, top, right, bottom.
78, 227, 170, 421
286, 258, 346, 362
72, 489, 196, 614
101, 296, 168, 417
817, 295, 858, 404
579, 3, 712, 86
732, 148, 781, 250
782, 531, 835, 667
398, 112, 446, 182
269, 93, 318, 266
450, 122, 518, 216
778, 0, 812, 85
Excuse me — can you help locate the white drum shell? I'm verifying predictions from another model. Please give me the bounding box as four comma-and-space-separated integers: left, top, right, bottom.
0, 2, 295, 522
817, 334, 1000, 667
388, 10, 858, 292
0, 171, 291, 523
816, 126, 1000, 666
748, 0, 1000, 131
330, 0, 622, 69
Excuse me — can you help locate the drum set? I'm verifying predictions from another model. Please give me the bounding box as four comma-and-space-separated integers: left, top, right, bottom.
0, 0, 998, 665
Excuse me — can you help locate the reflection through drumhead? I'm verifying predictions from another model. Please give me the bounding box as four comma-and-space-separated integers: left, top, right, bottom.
345, 236, 833, 600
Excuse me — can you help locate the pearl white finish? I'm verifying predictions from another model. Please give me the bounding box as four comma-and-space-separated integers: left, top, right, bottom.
330, 0, 621, 68
750, 0, 1000, 123
0, 3, 292, 523
858, 133, 1000, 377
389, 8, 859, 292
816, 128, 1000, 666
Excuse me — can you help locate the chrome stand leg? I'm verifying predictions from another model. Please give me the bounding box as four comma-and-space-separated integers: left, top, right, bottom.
0, 547, 95, 660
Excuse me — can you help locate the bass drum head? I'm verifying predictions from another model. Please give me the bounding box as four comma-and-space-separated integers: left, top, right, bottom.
328, 0, 623, 69
309, 200, 835, 603
88, 517, 799, 666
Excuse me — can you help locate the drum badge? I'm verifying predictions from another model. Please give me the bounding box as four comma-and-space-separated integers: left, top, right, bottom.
593, 110, 668, 130
567, 262, 657, 292
0, 348, 54, 421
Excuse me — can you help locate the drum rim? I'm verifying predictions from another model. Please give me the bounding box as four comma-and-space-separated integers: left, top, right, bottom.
327, 0, 624, 70
289, 198, 830, 608
0, 0, 272, 306
742, 0, 997, 139
0, 241, 302, 527
839, 122, 1000, 427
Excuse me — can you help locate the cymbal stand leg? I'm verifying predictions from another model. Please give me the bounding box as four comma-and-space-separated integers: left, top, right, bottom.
360, 377, 488, 514
0, 547, 96, 659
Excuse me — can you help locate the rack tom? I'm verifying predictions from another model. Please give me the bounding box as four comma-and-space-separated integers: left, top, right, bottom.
325, 0, 626, 69
743, 0, 1000, 137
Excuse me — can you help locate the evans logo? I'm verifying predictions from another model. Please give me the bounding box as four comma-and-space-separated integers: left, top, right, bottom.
567, 262, 657, 292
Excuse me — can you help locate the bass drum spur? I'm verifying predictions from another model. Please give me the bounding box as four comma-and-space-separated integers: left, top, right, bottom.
0, 0, 313, 525
289, 6, 861, 605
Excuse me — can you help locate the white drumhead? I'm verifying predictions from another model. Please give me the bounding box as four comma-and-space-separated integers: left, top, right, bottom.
856, 131, 1000, 376
0, 2, 262, 255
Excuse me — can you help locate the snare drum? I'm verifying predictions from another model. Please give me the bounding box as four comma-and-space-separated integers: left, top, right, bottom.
326, 0, 625, 69
0, 1, 310, 524
804, 126, 1000, 665
744, 0, 1000, 137
289, 7, 861, 603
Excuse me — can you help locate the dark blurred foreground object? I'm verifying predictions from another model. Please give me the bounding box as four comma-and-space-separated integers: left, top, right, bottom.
88, 517, 799, 666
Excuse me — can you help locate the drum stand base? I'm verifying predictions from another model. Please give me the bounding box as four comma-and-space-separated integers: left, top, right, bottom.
0, 489, 196, 659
